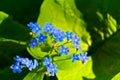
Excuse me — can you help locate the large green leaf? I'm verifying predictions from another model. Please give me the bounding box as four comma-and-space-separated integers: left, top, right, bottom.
36, 0, 94, 79
0, 11, 30, 54
92, 30, 120, 80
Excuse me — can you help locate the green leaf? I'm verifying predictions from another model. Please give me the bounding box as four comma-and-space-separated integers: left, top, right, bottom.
36, 0, 114, 79
0, 11, 30, 54
0, 11, 8, 23
23, 69, 44, 80
23, 72, 44, 80
112, 72, 120, 80
92, 30, 120, 80
54, 57, 95, 80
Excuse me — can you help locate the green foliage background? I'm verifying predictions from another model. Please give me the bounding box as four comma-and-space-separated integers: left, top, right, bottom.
0, 0, 120, 80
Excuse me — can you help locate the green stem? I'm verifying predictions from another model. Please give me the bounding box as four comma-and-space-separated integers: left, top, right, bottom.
0, 38, 27, 45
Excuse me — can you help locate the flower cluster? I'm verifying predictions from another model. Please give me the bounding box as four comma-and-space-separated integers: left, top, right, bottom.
11, 56, 39, 73
26, 22, 90, 76
70, 52, 90, 64
11, 22, 90, 76
43, 57, 58, 76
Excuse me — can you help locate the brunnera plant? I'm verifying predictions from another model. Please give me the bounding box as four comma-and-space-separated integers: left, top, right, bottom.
0, 0, 120, 80
10, 22, 90, 79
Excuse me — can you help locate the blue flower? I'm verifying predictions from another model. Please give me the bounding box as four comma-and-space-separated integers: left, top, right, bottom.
72, 35, 80, 45
53, 29, 65, 42
44, 23, 55, 34
47, 64, 58, 76
59, 45, 69, 56
27, 22, 42, 34
29, 39, 38, 48
79, 52, 90, 64
70, 53, 79, 62
11, 62, 22, 73
43, 57, 52, 67
65, 31, 73, 41
36, 33, 47, 43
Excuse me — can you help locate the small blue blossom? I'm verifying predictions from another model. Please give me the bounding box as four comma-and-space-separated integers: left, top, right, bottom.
11, 62, 22, 73
70, 53, 79, 62
59, 45, 69, 56
27, 22, 42, 34
47, 64, 58, 76
29, 39, 38, 48
65, 31, 73, 41
79, 52, 90, 64
43, 57, 52, 67
36, 33, 47, 43
53, 29, 65, 42
72, 35, 80, 45
44, 23, 55, 34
